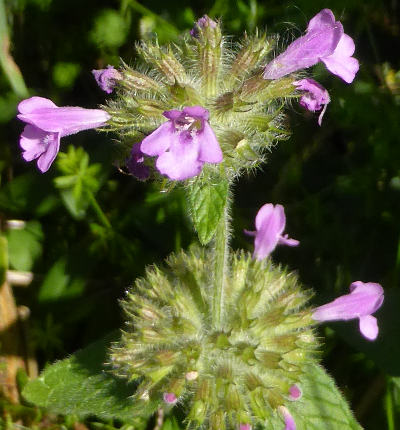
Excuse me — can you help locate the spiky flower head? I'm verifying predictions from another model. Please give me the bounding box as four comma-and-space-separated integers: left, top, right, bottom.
111, 247, 318, 430
105, 18, 297, 181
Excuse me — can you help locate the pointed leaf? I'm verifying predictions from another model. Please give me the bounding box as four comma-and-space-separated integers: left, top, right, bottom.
187, 178, 229, 245
22, 334, 157, 422
262, 363, 361, 430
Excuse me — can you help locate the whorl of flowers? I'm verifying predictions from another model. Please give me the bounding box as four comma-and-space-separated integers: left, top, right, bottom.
111, 247, 317, 430
105, 19, 295, 180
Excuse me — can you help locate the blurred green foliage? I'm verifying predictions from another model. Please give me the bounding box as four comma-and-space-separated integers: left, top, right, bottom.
1, 0, 400, 429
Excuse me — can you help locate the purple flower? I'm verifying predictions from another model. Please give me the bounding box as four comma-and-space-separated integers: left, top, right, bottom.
190, 15, 217, 37
288, 384, 302, 401
92, 65, 122, 94
312, 281, 384, 341
17, 97, 110, 173
140, 106, 223, 181
126, 143, 150, 180
163, 392, 177, 405
294, 78, 331, 125
239, 424, 252, 430
263, 9, 359, 83
278, 406, 296, 430
245, 203, 299, 260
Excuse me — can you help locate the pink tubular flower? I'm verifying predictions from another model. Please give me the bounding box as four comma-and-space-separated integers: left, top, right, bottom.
92, 65, 122, 94
278, 406, 296, 430
190, 15, 217, 37
140, 106, 223, 181
293, 78, 331, 125
239, 424, 252, 430
312, 281, 384, 341
17, 97, 110, 173
245, 203, 299, 260
263, 9, 359, 83
126, 143, 150, 180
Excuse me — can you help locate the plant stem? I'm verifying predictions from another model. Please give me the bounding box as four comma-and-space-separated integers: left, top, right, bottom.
87, 191, 112, 230
0, 0, 29, 98
212, 192, 230, 329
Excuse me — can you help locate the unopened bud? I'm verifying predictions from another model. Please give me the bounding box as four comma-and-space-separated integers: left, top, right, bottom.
163, 392, 177, 405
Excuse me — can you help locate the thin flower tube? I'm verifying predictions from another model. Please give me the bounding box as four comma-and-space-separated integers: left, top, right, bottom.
312, 281, 384, 340
263, 9, 359, 83
246, 203, 299, 260
17, 96, 110, 172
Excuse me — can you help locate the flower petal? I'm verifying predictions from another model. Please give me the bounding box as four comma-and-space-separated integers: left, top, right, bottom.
289, 384, 302, 401
263, 9, 343, 79
18, 96, 57, 114
312, 281, 384, 322
278, 235, 300, 247
36, 132, 61, 173
92, 66, 121, 94
182, 105, 210, 121
156, 133, 203, 180
254, 204, 286, 260
307, 9, 336, 33
278, 406, 296, 430
127, 143, 150, 180
19, 125, 48, 161
163, 110, 182, 121
321, 34, 359, 83
359, 315, 379, 341
141, 122, 175, 156
197, 122, 223, 163
18, 107, 110, 135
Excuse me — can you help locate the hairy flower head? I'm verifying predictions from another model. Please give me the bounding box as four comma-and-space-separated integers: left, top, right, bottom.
105, 19, 297, 182
111, 247, 318, 430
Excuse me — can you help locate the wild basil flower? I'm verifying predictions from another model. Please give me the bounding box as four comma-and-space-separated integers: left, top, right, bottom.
312, 281, 384, 340
17, 97, 110, 173
140, 106, 223, 181
190, 15, 217, 37
263, 9, 359, 83
245, 203, 299, 260
92, 65, 122, 94
294, 78, 331, 125
126, 143, 150, 180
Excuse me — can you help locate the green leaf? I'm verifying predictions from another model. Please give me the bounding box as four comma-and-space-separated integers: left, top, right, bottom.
22, 334, 157, 422
55, 146, 102, 220
187, 178, 229, 245
262, 363, 361, 430
38, 258, 85, 303
6, 220, 43, 271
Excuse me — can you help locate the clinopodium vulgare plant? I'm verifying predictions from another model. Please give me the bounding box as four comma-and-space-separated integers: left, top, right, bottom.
17, 9, 384, 430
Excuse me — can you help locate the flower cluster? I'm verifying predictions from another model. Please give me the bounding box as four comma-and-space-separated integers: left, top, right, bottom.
14, 9, 383, 430
111, 247, 318, 430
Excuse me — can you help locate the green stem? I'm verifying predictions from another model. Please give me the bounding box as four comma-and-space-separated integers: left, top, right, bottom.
87, 191, 112, 230
0, 0, 29, 98
212, 192, 231, 329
